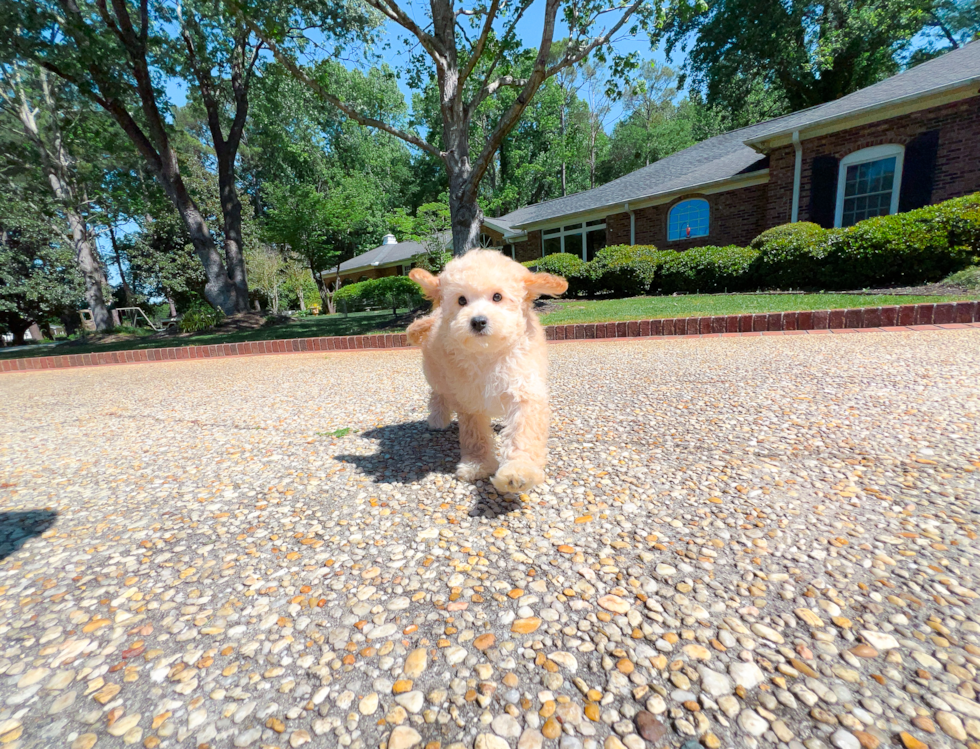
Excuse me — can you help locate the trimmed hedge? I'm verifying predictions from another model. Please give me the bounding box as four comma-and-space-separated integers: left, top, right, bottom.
334, 275, 424, 312
527, 193, 980, 297
657, 245, 759, 293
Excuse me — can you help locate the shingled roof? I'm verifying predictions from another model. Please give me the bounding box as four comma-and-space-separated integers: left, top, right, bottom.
488, 41, 980, 233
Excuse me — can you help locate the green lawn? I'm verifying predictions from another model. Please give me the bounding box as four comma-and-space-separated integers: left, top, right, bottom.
0, 309, 414, 361
3, 293, 975, 361
537, 292, 978, 325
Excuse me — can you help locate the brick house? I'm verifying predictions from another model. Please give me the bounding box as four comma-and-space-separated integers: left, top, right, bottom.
320, 233, 450, 287
484, 42, 980, 264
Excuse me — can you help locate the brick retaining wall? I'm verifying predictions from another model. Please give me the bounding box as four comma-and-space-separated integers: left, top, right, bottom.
2, 300, 977, 374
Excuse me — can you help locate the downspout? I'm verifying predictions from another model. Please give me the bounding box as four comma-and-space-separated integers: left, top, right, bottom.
625, 203, 636, 245
791, 130, 802, 223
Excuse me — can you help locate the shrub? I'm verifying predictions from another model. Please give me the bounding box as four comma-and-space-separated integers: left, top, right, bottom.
822, 196, 979, 288
522, 252, 585, 278
943, 265, 980, 290
179, 303, 223, 333
656, 245, 760, 293
522, 253, 586, 295
334, 275, 424, 313
750, 222, 829, 290
578, 245, 661, 296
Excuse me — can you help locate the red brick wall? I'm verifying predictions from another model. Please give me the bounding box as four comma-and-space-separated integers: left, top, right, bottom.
606, 184, 769, 249
767, 97, 980, 227
515, 230, 542, 262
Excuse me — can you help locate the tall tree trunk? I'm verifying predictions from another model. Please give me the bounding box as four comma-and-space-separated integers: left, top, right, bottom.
107, 223, 134, 306
155, 164, 240, 315
12, 68, 112, 331
448, 175, 483, 257
217, 154, 249, 313
168, 295, 177, 318
560, 103, 567, 197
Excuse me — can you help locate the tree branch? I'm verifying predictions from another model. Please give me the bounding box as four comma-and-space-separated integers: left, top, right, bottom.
358, 0, 448, 69
469, 74, 527, 110
458, 0, 500, 85
240, 15, 442, 158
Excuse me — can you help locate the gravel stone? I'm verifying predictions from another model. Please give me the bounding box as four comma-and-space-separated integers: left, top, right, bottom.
2, 332, 979, 749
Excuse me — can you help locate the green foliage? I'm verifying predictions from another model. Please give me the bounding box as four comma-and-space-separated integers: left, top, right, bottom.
179, 303, 224, 333
749, 194, 980, 289
334, 276, 424, 313
656, 245, 760, 293
661, 0, 946, 117
750, 222, 829, 290
577, 245, 662, 296
521, 253, 586, 278
0, 189, 83, 340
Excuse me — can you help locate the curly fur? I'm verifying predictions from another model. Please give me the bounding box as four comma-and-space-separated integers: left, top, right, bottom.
408, 250, 567, 493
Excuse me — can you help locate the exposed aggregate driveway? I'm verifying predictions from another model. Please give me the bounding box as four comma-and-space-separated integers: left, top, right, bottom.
1, 330, 979, 749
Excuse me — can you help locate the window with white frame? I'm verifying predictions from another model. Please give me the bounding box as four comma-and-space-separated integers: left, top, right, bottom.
668, 199, 709, 241
542, 219, 606, 260
835, 145, 904, 227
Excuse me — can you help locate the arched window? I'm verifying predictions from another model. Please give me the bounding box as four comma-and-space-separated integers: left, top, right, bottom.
835, 145, 904, 227
668, 199, 709, 241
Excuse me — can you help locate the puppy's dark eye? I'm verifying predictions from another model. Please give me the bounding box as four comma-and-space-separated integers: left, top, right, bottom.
492, 293, 502, 302
458, 296, 467, 306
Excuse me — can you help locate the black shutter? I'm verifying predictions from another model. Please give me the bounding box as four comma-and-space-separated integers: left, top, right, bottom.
808, 155, 839, 228
899, 130, 939, 213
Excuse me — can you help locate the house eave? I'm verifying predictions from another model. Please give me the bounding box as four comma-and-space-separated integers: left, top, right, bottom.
745, 82, 980, 151
512, 169, 771, 232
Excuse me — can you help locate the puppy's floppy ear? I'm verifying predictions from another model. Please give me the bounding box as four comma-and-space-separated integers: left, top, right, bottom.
409, 268, 440, 299
524, 272, 568, 299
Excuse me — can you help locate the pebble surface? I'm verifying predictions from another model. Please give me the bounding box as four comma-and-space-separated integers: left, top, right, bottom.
1, 330, 979, 749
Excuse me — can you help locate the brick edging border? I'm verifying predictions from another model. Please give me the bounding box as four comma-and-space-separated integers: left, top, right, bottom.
2, 300, 978, 375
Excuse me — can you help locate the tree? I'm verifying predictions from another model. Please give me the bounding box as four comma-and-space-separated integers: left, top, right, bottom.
240, 0, 657, 256
595, 62, 697, 182
661, 0, 943, 114
0, 189, 83, 344
0, 63, 112, 330
2, 0, 252, 313
246, 243, 284, 313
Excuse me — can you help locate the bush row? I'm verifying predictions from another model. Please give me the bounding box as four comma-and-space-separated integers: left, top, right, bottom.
334, 275, 424, 312
524, 193, 980, 296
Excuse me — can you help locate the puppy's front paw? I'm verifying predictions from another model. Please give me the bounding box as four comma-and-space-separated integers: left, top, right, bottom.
427, 412, 452, 431
456, 459, 498, 482
491, 461, 545, 494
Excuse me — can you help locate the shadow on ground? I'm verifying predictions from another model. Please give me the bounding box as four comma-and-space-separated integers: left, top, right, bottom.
335, 420, 520, 518
0, 510, 57, 561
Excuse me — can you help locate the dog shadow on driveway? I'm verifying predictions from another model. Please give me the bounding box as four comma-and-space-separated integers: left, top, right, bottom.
335, 420, 460, 484
334, 420, 519, 519
0, 510, 58, 561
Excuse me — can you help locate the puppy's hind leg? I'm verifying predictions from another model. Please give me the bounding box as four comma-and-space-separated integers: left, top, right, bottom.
427, 391, 453, 431
456, 412, 499, 482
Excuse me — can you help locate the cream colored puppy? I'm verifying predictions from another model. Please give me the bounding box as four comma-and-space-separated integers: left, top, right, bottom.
407, 250, 567, 494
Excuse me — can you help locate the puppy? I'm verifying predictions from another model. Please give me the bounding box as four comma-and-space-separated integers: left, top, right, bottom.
407, 250, 568, 494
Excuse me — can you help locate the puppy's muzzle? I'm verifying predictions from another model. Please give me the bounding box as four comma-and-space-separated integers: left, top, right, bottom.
470, 315, 489, 334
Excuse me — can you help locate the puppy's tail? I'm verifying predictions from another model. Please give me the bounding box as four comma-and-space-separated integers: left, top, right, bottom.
406, 315, 436, 346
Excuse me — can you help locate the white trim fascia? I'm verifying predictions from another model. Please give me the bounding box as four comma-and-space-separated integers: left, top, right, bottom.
745, 83, 980, 150
833, 144, 905, 228
514, 169, 770, 232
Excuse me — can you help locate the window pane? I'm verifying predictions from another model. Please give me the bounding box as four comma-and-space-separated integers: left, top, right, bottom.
563, 223, 583, 230
586, 230, 606, 261
668, 199, 709, 241
840, 156, 896, 227
563, 233, 583, 259
543, 227, 561, 236
543, 236, 562, 255
586, 219, 605, 227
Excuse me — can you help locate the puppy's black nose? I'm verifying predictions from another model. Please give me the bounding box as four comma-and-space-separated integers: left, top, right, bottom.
470, 315, 488, 333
